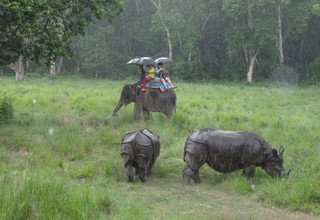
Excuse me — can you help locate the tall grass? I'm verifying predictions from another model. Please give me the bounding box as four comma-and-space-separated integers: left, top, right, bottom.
0, 173, 112, 219
0, 76, 319, 218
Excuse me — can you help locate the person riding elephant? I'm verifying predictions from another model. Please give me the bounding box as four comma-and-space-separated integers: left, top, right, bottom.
157, 62, 174, 89
140, 64, 156, 89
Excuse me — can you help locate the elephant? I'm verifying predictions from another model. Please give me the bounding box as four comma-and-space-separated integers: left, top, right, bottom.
120, 129, 160, 182
182, 128, 290, 184
112, 84, 176, 120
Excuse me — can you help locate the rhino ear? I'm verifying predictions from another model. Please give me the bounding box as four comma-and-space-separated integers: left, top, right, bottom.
279, 146, 284, 156
272, 149, 278, 158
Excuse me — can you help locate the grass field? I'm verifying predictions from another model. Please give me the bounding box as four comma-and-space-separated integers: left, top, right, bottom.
0, 76, 320, 219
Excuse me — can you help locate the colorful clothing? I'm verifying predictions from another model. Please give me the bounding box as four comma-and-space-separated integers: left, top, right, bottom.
149, 66, 155, 78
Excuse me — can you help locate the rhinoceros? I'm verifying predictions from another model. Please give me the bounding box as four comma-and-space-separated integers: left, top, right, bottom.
120, 129, 160, 182
182, 128, 290, 184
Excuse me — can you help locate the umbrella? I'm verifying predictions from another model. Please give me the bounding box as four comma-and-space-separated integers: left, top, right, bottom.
137, 57, 155, 65
155, 57, 172, 64
126, 58, 140, 65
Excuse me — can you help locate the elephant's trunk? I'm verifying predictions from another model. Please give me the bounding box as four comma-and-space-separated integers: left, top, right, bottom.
113, 101, 124, 116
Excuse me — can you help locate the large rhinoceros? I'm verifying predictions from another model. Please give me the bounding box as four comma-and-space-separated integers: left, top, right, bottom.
120, 129, 160, 182
182, 128, 290, 184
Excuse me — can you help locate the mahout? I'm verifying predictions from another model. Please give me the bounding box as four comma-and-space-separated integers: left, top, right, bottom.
182, 128, 290, 184
120, 129, 160, 182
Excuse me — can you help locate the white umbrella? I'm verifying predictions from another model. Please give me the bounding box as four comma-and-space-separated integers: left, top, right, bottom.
155, 57, 172, 64
137, 57, 155, 65
126, 58, 140, 65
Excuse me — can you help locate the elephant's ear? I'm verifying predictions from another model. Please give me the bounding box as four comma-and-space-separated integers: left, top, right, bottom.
131, 85, 136, 96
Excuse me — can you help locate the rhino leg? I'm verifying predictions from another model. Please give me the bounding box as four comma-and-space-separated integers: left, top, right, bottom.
182, 165, 200, 184
126, 164, 134, 182
242, 165, 256, 179
182, 165, 192, 184
147, 167, 152, 176
182, 152, 205, 184
137, 168, 147, 182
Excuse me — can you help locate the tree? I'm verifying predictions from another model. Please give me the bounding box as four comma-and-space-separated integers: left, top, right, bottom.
151, 0, 173, 58
223, 0, 278, 82
0, 0, 123, 80
61, 0, 320, 83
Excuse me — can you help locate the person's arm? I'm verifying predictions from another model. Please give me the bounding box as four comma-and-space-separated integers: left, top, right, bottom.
159, 68, 163, 78
139, 65, 145, 80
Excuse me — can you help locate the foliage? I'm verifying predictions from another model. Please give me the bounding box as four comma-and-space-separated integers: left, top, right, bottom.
0, 0, 124, 66
0, 91, 13, 123
62, 0, 320, 83
0, 76, 320, 217
2, 0, 320, 82
305, 57, 320, 85
269, 66, 299, 84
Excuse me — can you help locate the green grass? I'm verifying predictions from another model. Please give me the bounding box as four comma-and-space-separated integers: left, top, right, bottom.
0, 76, 320, 219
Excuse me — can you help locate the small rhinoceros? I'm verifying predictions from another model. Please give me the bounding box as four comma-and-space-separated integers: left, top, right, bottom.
120, 129, 160, 182
182, 128, 290, 184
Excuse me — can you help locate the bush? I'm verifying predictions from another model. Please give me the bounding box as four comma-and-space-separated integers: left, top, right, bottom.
0, 92, 13, 123
306, 58, 320, 85
269, 66, 299, 84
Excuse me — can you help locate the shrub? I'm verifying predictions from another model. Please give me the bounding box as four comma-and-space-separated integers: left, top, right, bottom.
306, 58, 320, 85
269, 66, 299, 84
0, 92, 13, 123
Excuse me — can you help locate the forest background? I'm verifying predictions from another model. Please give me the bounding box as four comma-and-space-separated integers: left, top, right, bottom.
1, 0, 320, 84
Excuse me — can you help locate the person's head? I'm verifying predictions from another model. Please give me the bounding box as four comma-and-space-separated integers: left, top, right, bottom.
158, 62, 164, 68
145, 64, 151, 71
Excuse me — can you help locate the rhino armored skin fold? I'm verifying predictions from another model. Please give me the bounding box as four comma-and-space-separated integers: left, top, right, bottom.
182, 128, 290, 184
120, 129, 160, 182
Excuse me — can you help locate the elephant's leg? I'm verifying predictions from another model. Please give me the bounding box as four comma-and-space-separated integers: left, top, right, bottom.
147, 167, 152, 176
126, 164, 134, 182
162, 103, 175, 119
143, 108, 151, 120
163, 108, 173, 119
134, 102, 142, 120
163, 91, 176, 118
242, 165, 256, 179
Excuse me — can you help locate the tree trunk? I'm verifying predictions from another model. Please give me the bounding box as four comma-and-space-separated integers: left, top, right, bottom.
55, 57, 63, 74
9, 55, 25, 81
247, 52, 258, 83
151, 0, 172, 58
243, 44, 249, 62
177, 31, 184, 55
164, 25, 172, 58
277, 4, 284, 66
50, 58, 56, 76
